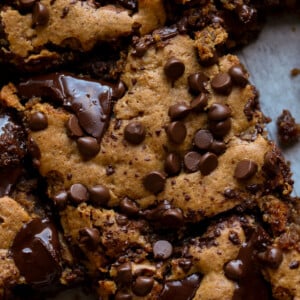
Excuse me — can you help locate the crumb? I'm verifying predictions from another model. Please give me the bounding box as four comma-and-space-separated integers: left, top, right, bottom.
277, 109, 300, 145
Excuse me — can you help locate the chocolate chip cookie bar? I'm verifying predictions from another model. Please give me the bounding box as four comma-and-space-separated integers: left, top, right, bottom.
0, 21, 297, 298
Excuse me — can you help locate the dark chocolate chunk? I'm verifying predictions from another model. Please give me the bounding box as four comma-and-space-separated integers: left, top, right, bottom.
66, 115, 84, 138
153, 240, 173, 260
79, 227, 100, 250
234, 160, 258, 180
164, 58, 185, 81
188, 72, 209, 94
199, 152, 218, 175
28, 111, 48, 131
120, 198, 139, 217
256, 247, 283, 269
229, 65, 248, 87
143, 171, 166, 194
194, 129, 213, 150
208, 103, 231, 121
166, 121, 187, 144
89, 185, 110, 206
124, 122, 146, 145
132, 276, 154, 297
11, 218, 61, 286
77, 136, 100, 158
52, 191, 68, 210
168, 103, 190, 120
184, 151, 201, 173
208, 118, 232, 137
160, 274, 202, 300
211, 73, 232, 95
230, 229, 271, 300
263, 151, 280, 176
69, 183, 89, 204
32, 2, 50, 26
116, 262, 132, 284
164, 152, 181, 175
18, 73, 113, 142
190, 93, 208, 113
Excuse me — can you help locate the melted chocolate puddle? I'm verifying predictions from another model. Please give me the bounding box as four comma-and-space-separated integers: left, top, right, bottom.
160, 273, 202, 300
11, 218, 61, 286
18, 73, 115, 142
225, 227, 272, 300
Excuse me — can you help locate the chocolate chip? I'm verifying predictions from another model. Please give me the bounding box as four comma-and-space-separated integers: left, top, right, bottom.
115, 291, 132, 300
143, 171, 166, 194
190, 93, 208, 112
208, 103, 231, 121
237, 4, 257, 24
28, 111, 48, 131
168, 103, 190, 120
184, 151, 201, 173
164, 58, 185, 81
52, 191, 68, 210
229, 65, 248, 87
120, 198, 139, 217
224, 259, 244, 280
133, 41, 148, 57
89, 185, 110, 206
153, 240, 173, 260
178, 258, 192, 272
79, 227, 100, 250
77, 136, 100, 158
161, 208, 184, 228
132, 276, 154, 297
112, 81, 127, 100
263, 151, 279, 176
11, 218, 61, 286
124, 122, 146, 145
69, 183, 89, 204
211, 73, 233, 95
256, 247, 283, 269
289, 261, 299, 269
209, 140, 226, 155
164, 153, 181, 175
19, 0, 37, 9
234, 159, 258, 180
166, 121, 187, 144
199, 152, 218, 175
32, 2, 50, 26
194, 129, 213, 150
223, 188, 236, 199
66, 115, 83, 138
116, 262, 133, 284
188, 72, 209, 94
208, 118, 232, 137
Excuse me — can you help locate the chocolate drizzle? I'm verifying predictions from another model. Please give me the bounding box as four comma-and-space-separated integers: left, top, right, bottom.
160, 273, 202, 300
18, 73, 115, 142
11, 218, 61, 286
225, 227, 271, 300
